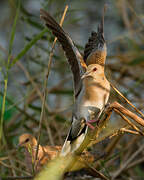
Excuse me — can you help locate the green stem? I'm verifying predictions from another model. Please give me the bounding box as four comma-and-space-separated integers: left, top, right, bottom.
0, 79, 7, 142
0, 0, 20, 143
9, 28, 48, 68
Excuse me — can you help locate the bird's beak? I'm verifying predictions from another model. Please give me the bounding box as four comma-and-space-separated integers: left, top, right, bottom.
16, 143, 21, 149
16, 142, 24, 149
81, 70, 92, 79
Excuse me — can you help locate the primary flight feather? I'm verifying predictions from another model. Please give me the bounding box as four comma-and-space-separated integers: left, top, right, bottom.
40, 8, 110, 156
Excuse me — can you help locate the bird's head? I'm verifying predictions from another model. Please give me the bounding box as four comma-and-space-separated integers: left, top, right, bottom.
18, 133, 37, 149
81, 64, 104, 79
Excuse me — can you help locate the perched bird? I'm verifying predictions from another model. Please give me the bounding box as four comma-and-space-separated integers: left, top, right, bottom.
18, 133, 95, 172
40, 7, 110, 156
18, 133, 61, 172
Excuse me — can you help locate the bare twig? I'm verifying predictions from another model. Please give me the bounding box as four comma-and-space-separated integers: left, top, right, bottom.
36, 101, 144, 179
112, 143, 144, 179
0, 161, 30, 175
86, 166, 109, 180
119, 127, 141, 135
35, 5, 68, 168
126, 157, 144, 170
17, 62, 50, 112
114, 108, 143, 135
44, 117, 55, 146
109, 101, 144, 127
126, 0, 144, 29
110, 83, 144, 119
120, 0, 132, 33
105, 135, 123, 157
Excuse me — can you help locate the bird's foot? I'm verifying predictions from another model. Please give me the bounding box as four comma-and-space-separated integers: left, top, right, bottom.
86, 119, 98, 130
86, 122, 95, 130
88, 119, 98, 123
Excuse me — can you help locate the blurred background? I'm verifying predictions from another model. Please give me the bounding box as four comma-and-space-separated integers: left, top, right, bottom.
0, 0, 144, 179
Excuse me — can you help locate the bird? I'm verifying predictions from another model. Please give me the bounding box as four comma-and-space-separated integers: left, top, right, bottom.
18, 133, 61, 172
18, 133, 95, 172
40, 7, 110, 156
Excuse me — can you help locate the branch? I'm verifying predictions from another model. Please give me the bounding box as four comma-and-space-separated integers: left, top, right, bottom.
35, 101, 144, 179
112, 143, 144, 179
110, 101, 144, 127
110, 83, 144, 119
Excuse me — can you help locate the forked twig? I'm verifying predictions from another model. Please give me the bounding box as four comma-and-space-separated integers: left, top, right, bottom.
119, 128, 141, 135
110, 82, 144, 119
113, 108, 144, 135
109, 101, 144, 127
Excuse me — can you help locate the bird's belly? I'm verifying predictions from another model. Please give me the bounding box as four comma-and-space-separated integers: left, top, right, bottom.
78, 103, 101, 122
74, 84, 109, 121
83, 99, 103, 108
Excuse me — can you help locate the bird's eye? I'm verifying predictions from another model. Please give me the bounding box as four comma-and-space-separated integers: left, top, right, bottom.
25, 138, 29, 143
93, 67, 97, 71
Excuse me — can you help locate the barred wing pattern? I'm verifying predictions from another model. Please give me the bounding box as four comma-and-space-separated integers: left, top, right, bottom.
83, 7, 107, 66
40, 9, 86, 97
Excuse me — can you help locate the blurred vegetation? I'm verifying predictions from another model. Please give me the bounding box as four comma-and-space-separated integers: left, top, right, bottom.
0, 0, 144, 179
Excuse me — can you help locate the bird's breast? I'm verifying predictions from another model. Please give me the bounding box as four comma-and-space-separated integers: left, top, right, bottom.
75, 90, 102, 121
82, 85, 105, 109
74, 78, 110, 121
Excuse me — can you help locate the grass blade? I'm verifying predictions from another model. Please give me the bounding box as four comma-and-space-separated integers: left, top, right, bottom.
9, 28, 48, 68
0, 0, 20, 143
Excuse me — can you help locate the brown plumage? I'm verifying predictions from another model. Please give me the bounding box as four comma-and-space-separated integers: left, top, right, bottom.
40, 7, 110, 156
40, 6, 107, 68
18, 134, 61, 172
18, 134, 94, 172
40, 9, 86, 97
40, 8, 107, 97
83, 6, 107, 66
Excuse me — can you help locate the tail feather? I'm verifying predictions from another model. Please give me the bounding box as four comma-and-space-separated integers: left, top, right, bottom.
61, 140, 71, 156
83, 5, 107, 66
60, 126, 88, 156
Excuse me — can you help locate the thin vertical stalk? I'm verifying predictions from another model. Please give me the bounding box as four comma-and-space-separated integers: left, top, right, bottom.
34, 5, 68, 167
0, 0, 20, 143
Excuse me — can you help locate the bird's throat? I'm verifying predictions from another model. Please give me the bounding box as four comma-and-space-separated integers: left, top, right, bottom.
83, 78, 99, 102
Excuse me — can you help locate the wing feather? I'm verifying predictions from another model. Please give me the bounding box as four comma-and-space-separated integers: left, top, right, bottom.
40, 9, 87, 97
83, 6, 107, 66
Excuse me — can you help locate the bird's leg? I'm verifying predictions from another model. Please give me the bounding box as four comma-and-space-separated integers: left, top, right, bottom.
85, 107, 105, 130
80, 118, 96, 130
85, 118, 99, 130
88, 119, 98, 123
85, 112, 100, 130
85, 121, 95, 130
92, 104, 110, 125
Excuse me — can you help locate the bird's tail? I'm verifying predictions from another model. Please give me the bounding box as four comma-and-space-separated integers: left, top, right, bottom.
83, 5, 107, 66
60, 126, 88, 156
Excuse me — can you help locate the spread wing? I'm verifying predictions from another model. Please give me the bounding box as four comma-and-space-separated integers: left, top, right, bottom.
40, 9, 87, 97
83, 6, 107, 66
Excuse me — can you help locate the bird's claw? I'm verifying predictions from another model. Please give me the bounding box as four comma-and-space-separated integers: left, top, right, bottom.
86, 122, 95, 130
86, 119, 98, 130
